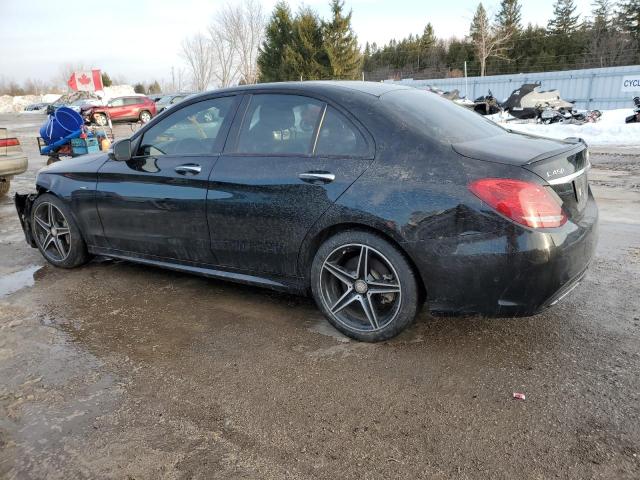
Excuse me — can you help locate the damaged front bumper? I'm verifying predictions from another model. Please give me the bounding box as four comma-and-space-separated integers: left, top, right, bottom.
14, 193, 38, 248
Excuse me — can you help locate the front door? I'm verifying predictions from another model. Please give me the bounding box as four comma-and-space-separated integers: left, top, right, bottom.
96, 95, 239, 263
207, 93, 374, 277
106, 97, 127, 120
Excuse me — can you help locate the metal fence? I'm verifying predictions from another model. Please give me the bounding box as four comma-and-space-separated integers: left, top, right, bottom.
384, 65, 640, 110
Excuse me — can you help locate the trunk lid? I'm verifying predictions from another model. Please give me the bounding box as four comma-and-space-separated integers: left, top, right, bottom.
454, 131, 590, 220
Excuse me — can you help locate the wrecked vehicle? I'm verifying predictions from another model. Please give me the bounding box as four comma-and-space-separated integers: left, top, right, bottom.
15, 82, 598, 342
473, 90, 502, 115
0, 128, 28, 196
502, 83, 575, 120
540, 107, 602, 125
625, 96, 640, 124
155, 92, 196, 114
86, 95, 157, 125
24, 102, 50, 112
48, 91, 103, 114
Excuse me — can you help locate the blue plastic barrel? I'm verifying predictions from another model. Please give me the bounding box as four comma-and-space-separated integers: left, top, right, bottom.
39, 107, 84, 144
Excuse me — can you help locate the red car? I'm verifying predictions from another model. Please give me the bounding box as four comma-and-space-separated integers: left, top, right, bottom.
89, 96, 156, 125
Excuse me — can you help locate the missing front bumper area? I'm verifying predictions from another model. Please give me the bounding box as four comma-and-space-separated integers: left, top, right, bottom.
14, 193, 38, 248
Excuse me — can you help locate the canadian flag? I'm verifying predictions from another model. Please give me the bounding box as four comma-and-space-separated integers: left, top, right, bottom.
67, 69, 104, 92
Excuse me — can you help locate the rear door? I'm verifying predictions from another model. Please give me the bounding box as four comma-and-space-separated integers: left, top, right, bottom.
207, 93, 374, 276
96, 95, 239, 263
123, 97, 142, 120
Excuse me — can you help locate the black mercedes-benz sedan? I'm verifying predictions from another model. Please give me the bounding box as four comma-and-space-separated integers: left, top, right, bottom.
15, 81, 598, 342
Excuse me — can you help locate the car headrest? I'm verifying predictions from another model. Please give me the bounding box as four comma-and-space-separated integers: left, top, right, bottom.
257, 106, 295, 131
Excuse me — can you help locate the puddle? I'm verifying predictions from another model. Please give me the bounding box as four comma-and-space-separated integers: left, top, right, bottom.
307, 318, 351, 343
0, 265, 42, 297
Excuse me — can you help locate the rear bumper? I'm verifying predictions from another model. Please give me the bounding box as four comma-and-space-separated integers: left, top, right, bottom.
408, 193, 599, 317
0, 154, 28, 178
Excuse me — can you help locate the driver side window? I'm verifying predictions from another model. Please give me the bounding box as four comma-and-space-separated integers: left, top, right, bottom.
138, 96, 234, 156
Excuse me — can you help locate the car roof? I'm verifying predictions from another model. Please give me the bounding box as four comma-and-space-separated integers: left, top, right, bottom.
191, 81, 412, 100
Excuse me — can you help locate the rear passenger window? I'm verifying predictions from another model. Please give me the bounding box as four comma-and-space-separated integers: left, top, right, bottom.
125, 97, 143, 105
315, 107, 368, 157
236, 95, 323, 155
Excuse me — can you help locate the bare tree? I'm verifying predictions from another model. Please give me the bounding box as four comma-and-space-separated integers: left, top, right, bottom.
224, 0, 265, 85
208, 13, 239, 87
469, 3, 511, 76
181, 33, 214, 91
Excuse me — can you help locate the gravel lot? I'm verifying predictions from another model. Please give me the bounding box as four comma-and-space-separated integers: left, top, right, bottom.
1, 112, 639, 479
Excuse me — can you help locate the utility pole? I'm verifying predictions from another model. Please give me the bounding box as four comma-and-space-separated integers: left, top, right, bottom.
464, 61, 468, 98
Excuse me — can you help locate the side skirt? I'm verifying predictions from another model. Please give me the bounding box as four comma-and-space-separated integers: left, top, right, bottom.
88, 246, 308, 295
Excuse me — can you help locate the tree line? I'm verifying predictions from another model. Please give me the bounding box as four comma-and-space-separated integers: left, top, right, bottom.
362, 0, 640, 80
2, 0, 638, 97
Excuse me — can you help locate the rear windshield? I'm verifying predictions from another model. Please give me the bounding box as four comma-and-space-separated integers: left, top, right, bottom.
381, 88, 506, 144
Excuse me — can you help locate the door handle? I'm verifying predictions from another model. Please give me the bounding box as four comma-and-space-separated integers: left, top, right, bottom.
298, 172, 335, 183
175, 164, 201, 175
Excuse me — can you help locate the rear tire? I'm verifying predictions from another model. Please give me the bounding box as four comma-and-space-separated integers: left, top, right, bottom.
31, 193, 90, 268
0, 179, 9, 196
311, 230, 419, 342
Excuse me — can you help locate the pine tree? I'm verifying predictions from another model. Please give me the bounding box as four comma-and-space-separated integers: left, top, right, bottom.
617, 0, 640, 42
592, 0, 612, 30
495, 0, 522, 37
148, 80, 162, 94
258, 1, 295, 82
421, 23, 436, 50
285, 7, 329, 80
322, 0, 361, 79
101, 72, 113, 87
548, 0, 581, 35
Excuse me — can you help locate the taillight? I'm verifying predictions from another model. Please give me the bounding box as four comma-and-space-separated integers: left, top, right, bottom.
0, 138, 20, 148
469, 178, 567, 228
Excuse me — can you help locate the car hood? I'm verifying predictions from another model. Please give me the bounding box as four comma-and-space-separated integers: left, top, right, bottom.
40, 152, 108, 174
452, 131, 582, 166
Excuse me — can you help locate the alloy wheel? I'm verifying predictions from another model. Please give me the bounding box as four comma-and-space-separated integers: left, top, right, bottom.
33, 202, 71, 262
95, 114, 107, 126
140, 111, 151, 123
319, 244, 402, 333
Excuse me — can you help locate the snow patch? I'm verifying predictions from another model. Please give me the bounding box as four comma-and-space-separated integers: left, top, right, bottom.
0, 85, 137, 113
489, 109, 640, 147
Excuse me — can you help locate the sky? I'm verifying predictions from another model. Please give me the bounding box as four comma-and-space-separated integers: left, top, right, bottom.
0, 0, 596, 86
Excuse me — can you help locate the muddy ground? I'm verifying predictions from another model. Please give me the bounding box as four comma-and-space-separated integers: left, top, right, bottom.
0, 113, 639, 479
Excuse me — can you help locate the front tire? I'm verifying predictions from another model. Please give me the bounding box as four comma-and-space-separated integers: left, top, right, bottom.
94, 113, 108, 126
31, 193, 90, 268
311, 230, 420, 342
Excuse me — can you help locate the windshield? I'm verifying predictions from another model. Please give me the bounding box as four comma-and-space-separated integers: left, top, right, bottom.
381, 88, 506, 144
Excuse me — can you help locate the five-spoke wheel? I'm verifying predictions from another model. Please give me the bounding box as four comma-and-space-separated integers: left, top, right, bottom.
31, 193, 90, 268
320, 244, 402, 332
34, 202, 71, 262
311, 230, 420, 342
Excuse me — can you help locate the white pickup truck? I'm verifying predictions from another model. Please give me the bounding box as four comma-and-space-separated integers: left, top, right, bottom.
0, 128, 28, 196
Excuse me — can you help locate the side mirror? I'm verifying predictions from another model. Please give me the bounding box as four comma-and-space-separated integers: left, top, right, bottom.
111, 139, 132, 161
